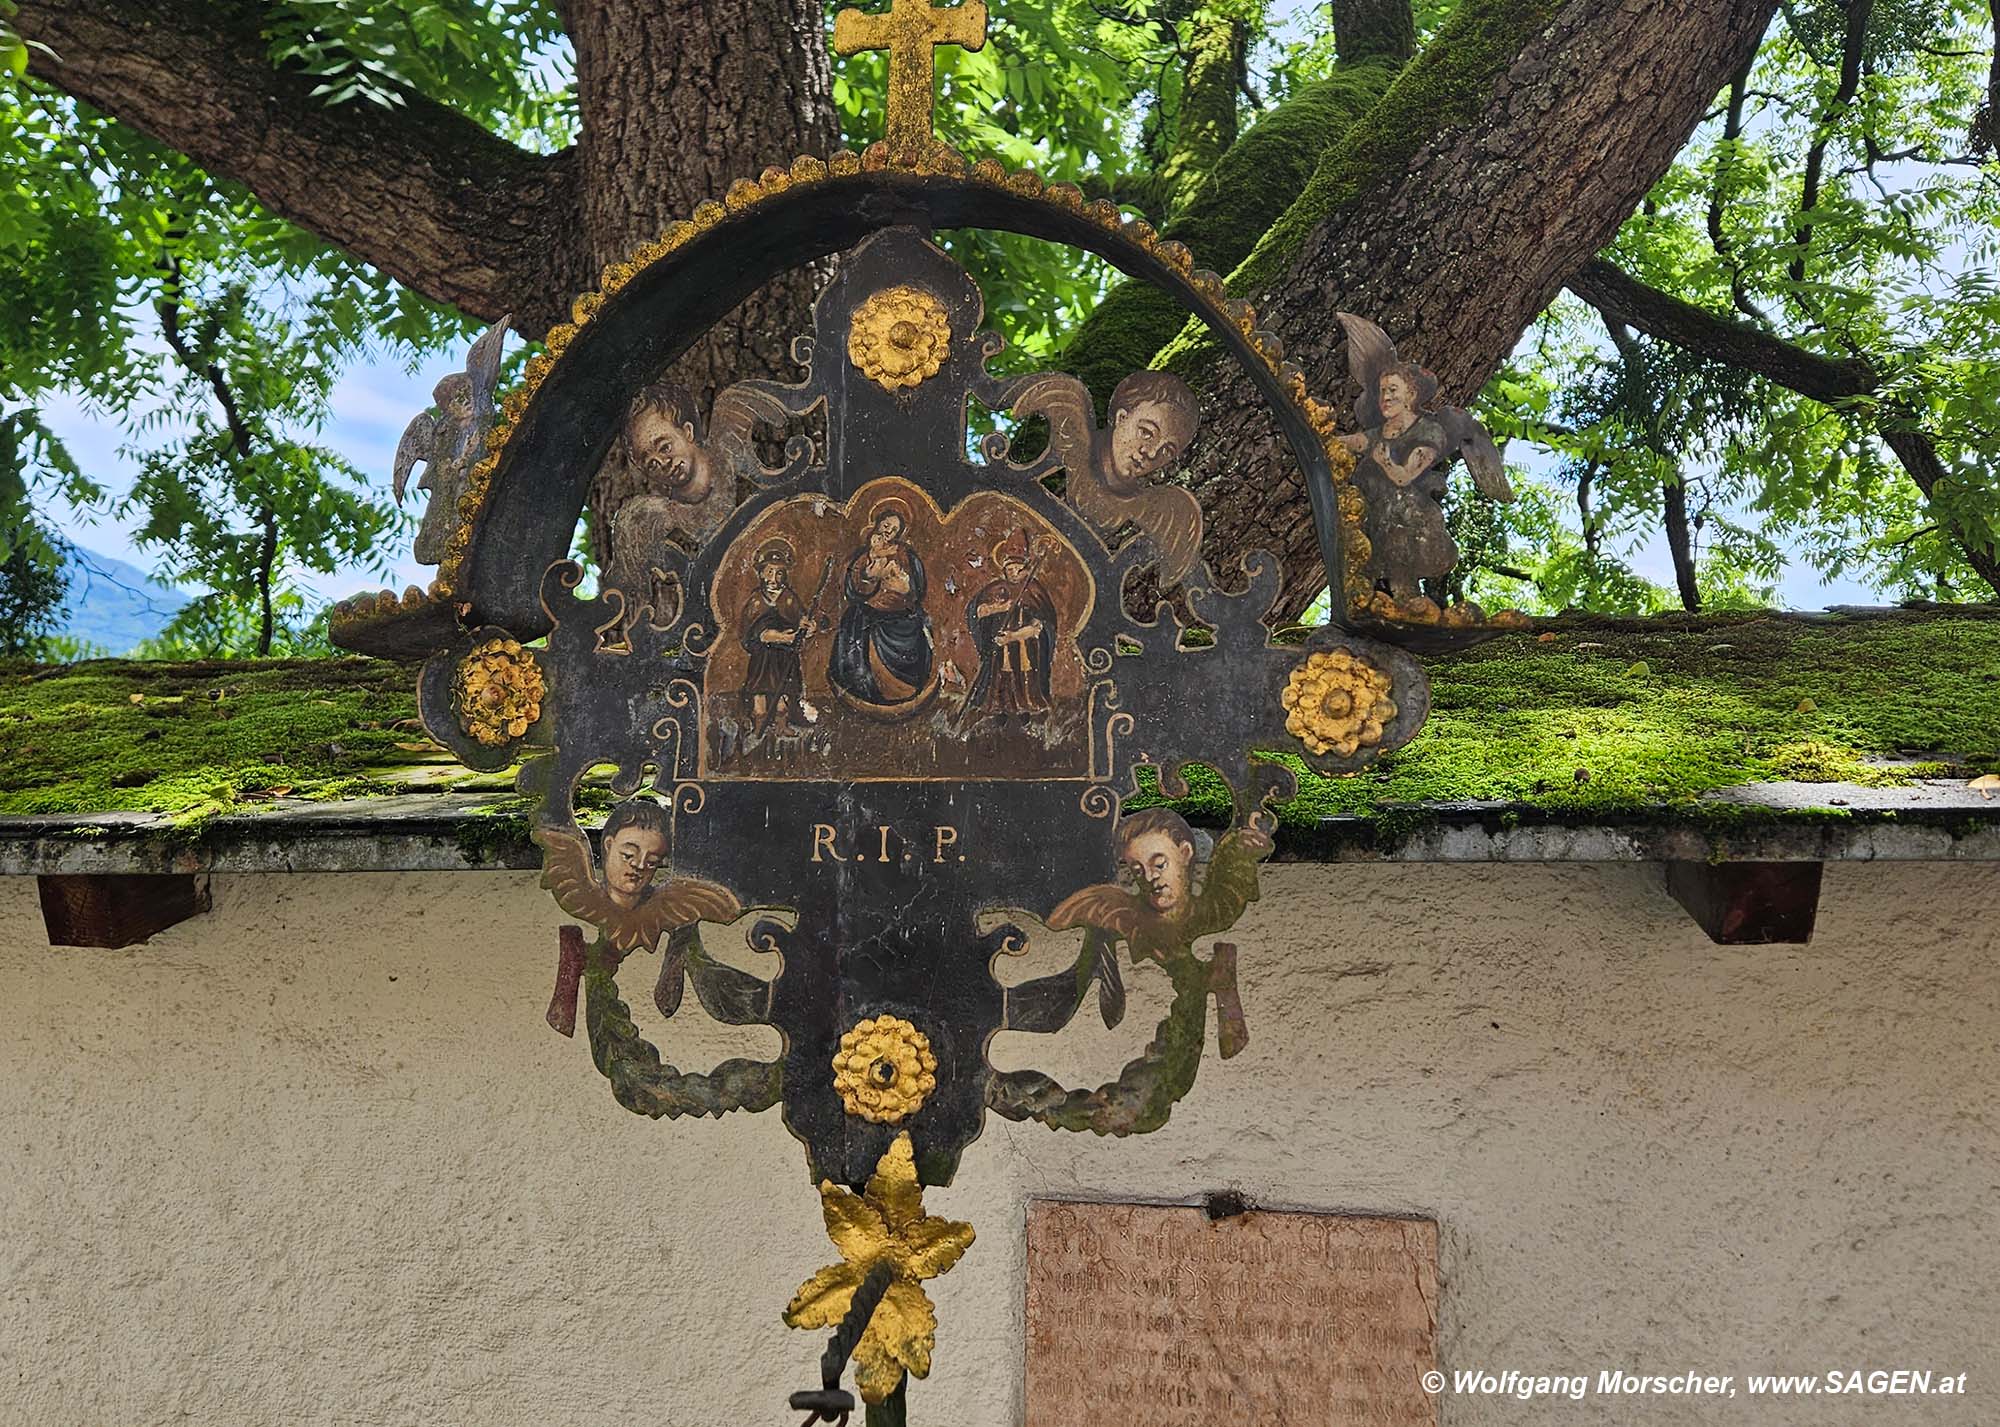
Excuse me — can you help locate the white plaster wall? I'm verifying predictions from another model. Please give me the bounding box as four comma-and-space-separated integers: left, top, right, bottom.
1, 862, 1994, 1426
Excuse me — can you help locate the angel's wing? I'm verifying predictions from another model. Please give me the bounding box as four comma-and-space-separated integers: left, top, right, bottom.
463, 315, 511, 429
535, 826, 616, 926
1438, 405, 1513, 501
1184, 827, 1271, 941
709, 380, 802, 485
1121, 485, 1204, 586
392, 410, 439, 505
1048, 882, 1148, 940
1336, 311, 1399, 427
1009, 372, 1098, 478
624, 876, 742, 956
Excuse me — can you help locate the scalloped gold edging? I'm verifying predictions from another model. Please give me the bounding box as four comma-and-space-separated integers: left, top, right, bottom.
436, 141, 1516, 633
329, 583, 437, 632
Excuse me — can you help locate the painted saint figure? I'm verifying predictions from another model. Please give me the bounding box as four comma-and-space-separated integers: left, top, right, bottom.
735, 537, 824, 736
965, 531, 1057, 721
829, 498, 933, 708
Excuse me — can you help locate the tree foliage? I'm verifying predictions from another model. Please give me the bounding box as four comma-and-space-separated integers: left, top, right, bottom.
3, 0, 1995, 653
1488, 0, 2000, 610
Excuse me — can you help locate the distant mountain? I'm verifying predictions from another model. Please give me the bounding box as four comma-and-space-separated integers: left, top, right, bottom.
55, 548, 189, 655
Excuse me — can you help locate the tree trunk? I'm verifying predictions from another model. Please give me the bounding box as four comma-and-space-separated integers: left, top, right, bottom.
1175, 0, 1780, 617
566, 0, 839, 560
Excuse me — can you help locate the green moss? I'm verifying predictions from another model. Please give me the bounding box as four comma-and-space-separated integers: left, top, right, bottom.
1159, 0, 1559, 373
1130, 612, 2000, 827
450, 797, 539, 866
1063, 60, 1399, 404
0, 656, 429, 819
2, 613, 1995, 837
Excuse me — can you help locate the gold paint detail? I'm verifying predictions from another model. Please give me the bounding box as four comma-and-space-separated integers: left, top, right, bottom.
848, 286, 953, 390
833, 0, 989, 161
329, 583, 432, 630
1281, 649, 1396, 758
783, 1132, 974, 1404
430, 125, 1331, 602
832, 1016, 939, 1123
453, 637, 545, 746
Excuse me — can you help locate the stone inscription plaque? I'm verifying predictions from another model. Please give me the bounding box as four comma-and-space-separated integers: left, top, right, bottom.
1025, 1201, 1439, 1427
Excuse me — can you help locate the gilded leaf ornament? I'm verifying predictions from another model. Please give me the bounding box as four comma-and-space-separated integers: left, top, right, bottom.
784, 1133, 975, 1404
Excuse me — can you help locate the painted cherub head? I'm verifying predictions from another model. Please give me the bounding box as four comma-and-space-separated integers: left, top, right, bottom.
1116, 807, 1200, 919
600, 797, 671, 910
1102, 372, 1199, 490
621, 381, 713, 504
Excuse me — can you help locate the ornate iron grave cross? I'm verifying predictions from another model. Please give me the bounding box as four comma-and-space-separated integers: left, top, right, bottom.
333, 5, 1518, 1419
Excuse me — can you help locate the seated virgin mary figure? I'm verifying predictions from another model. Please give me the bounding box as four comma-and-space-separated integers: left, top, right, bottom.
828, 498, 934, 707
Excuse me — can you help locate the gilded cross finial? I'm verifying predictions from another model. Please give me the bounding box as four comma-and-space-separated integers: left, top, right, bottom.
833, 0, 988, 161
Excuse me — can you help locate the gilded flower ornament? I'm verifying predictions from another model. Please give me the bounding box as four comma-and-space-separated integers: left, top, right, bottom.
1281, 649, 1396, 758
833, 1016, 938, 1124
454, 637, 545, 746
849, 286, 952, 390
784, 1132, 975, 1404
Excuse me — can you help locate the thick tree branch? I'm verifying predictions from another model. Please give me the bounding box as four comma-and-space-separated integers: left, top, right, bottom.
1567, 260, 1873, 402
1331, 0, 1418, 64
1177, 0, 1781, 617
18, 0, 577, 331
1791, 0, 1872, 283
1155, 8, 1246, 214
1567, 258, 2000, 596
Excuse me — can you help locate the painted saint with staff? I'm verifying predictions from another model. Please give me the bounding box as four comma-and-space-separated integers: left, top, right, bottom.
735, 536, 833, 738
964, 530, 1058, 724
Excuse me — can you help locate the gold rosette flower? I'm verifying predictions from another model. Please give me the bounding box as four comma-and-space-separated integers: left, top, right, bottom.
848, 286, 951, 390
784, 1133, 974, 1405
833, 1016, 938, 1123
453, 637, 545, 746
1281, 649, 1397, 758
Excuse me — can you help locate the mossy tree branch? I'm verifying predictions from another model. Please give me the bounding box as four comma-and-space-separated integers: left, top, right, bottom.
1567, 258, 2000, 598
1167, 0, 1782, 618
1062, 59, 1403, 409
1155, 4, 1248, 215
1332, 0, 1419, 63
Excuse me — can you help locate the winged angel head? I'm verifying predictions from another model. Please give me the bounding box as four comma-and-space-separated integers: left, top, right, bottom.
535, 798, 741, 958
394, 316, 511, 565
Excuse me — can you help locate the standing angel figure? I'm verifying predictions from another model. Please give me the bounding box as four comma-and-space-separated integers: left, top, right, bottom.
394, 316, 511, 565
1335, 312, 1513, 605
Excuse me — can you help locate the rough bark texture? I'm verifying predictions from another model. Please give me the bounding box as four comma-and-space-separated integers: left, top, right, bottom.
1175, 0, 1781, 617
1333, 0, 1419, 63
1569, 258, 2000, 597
566, 0, 839, 556
1062, 60, 1399, 408
18, 0, 572, 331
